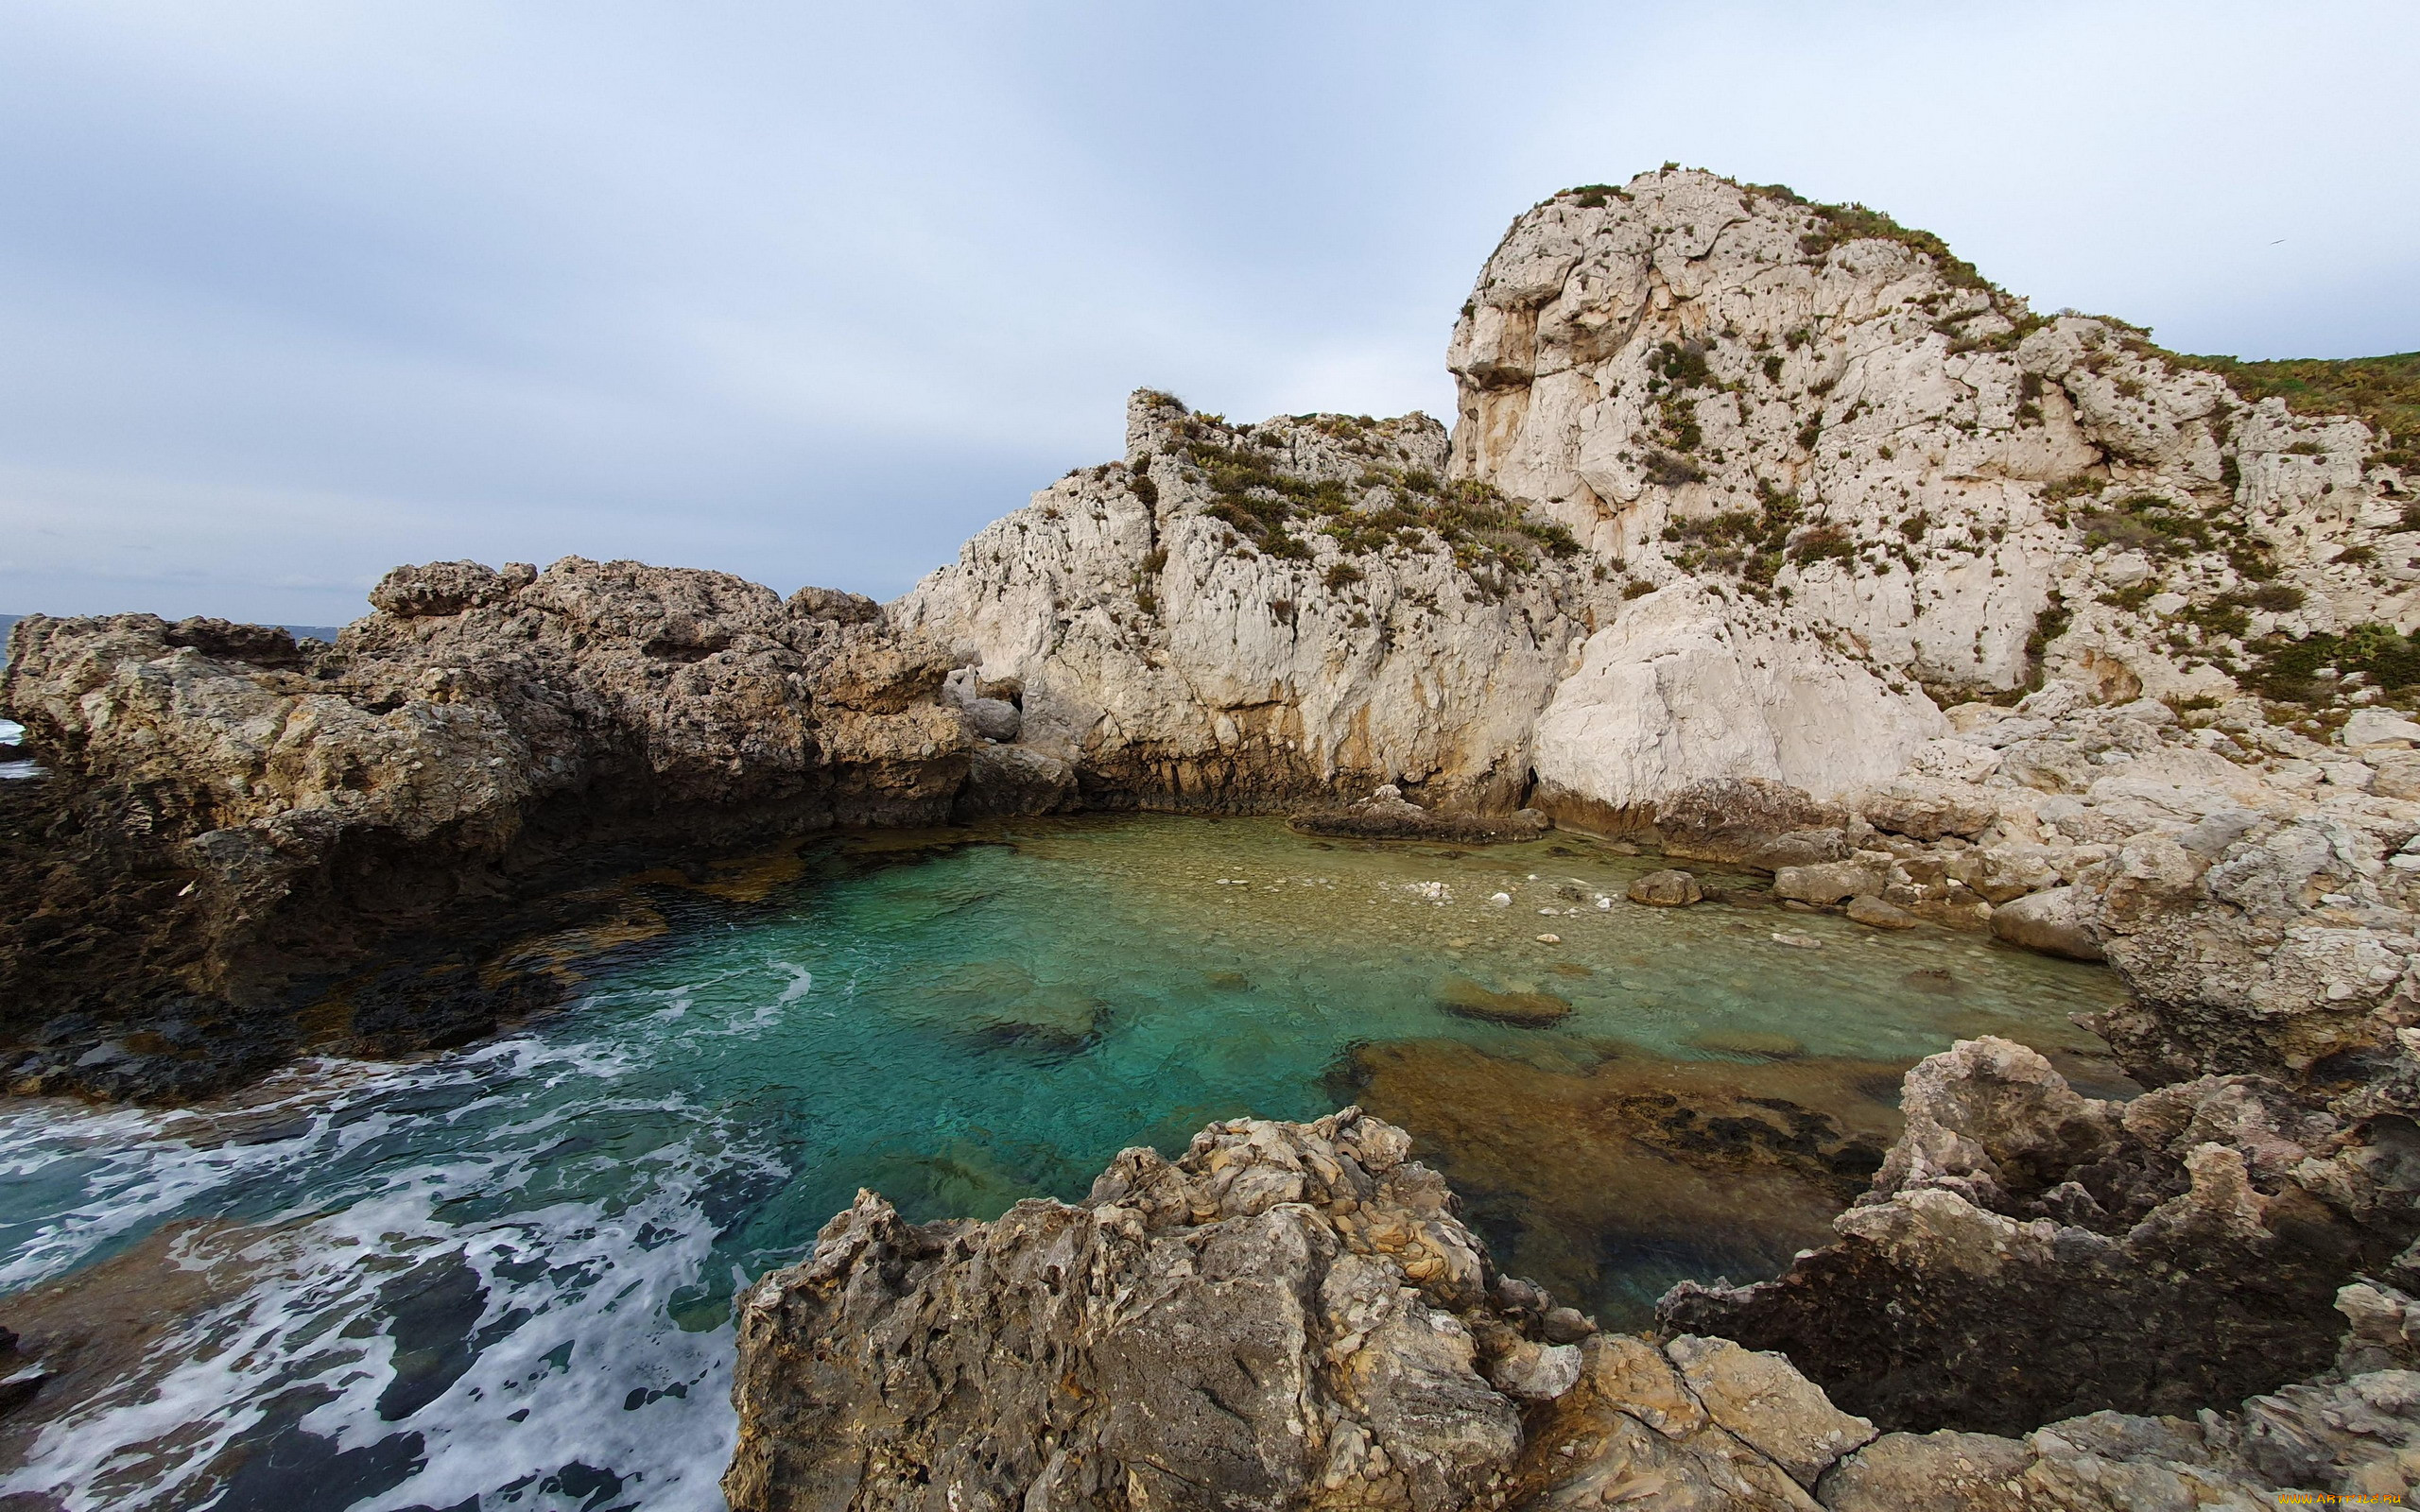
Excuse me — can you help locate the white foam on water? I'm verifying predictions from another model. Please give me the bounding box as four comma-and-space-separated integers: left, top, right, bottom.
0, 1018, 787, 1512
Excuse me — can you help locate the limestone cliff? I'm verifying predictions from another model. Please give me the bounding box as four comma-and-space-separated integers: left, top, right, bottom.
894, 400, 1585, 812
903, 167, 2413, 824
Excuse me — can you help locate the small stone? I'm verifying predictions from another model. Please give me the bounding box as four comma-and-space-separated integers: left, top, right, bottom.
1535, 933, 1561, 944
1846, 895, 1918, 930
1771, 932, 1822, 949
1489, 892, 1512, 908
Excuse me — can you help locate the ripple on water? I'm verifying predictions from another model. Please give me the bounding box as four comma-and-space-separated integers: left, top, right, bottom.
0, 816, 2136, 1509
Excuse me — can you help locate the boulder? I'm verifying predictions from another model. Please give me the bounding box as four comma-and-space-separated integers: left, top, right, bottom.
1627, 868, 1703, 906
2374, 752, 2420, 801
951, 743, 1076, 822
1858, 780, 1997, 842
786, 584, 882, 624
1666, 1334, 1876, 1487
1289, 793, 1550, 844
1989, 886, 2104, 961
1846, 894, 1918, 930
1652, 779, 1855, 870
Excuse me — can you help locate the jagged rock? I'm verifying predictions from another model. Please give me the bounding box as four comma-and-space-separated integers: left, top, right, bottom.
786, 584, 882, 625
1662, 1040, 2420, 1437
1856, 781, 1998, 843
1627, 868, 1703, 906
895, 395, 1579, 815
1652, 778, 1855, 871
727, 1111, 1891, 1512
0, 558, 988, 1086
2335, 1281, 2420, 1376
1290, 790, 1552, 844
723, 1110, 1533, 1512
1666, 1334, 1876, 1486
1990, 886, 2104, 961
959, 696, 1022, 742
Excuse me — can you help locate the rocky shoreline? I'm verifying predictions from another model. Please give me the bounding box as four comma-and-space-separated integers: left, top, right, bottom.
727, 1107, 2420, 1510
8, 164, 2420, 1501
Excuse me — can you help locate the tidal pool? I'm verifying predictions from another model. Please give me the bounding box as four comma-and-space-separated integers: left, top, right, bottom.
0, 816, 2133, 1511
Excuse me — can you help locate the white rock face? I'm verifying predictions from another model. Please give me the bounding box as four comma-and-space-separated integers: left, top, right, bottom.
1531, 584, 1943, 811
903, 166, 2414, 829
897, 396, 1587, 810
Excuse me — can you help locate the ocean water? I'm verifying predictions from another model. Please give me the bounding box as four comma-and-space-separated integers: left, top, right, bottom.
0, 816, 2134, 1511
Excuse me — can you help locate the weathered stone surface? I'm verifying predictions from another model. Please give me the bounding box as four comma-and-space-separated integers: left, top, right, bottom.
1775, 860, 1892, 907
2344, 711, 2420, 749
724, 1111, 1528, 1512
1435, 975, 1573, 1027
1844, 895, 1917, 931
1663, 1040, 2420, 1438
1666, 1334, 1876, 1486
1291, 788, 1552, 844
1990, 886, 2104, 961
1627, 868, 1703, 906
0, 559, 1006, 1091
727, 1111, 1890, 1512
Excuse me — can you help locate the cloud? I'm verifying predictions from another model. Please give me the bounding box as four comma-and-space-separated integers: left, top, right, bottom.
0, 0, 2412, 623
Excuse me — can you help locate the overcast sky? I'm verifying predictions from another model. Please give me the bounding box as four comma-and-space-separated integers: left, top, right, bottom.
2, 1, 2413, 626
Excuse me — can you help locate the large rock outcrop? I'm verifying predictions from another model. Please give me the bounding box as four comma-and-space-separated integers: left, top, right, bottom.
725, 1109, 1550, 1512
892, 401, 1587, 813
0, 558, 1038, 1093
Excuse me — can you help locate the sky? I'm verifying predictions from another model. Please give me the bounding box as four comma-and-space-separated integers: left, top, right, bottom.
1, 2, 2414, 627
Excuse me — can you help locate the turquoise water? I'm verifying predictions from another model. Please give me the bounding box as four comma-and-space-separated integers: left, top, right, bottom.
0, 817, 2132, 1511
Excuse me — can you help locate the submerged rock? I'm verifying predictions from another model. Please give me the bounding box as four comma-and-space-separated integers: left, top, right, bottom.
1844, 895, 1917, 931
1435, 974, 1573, 1026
